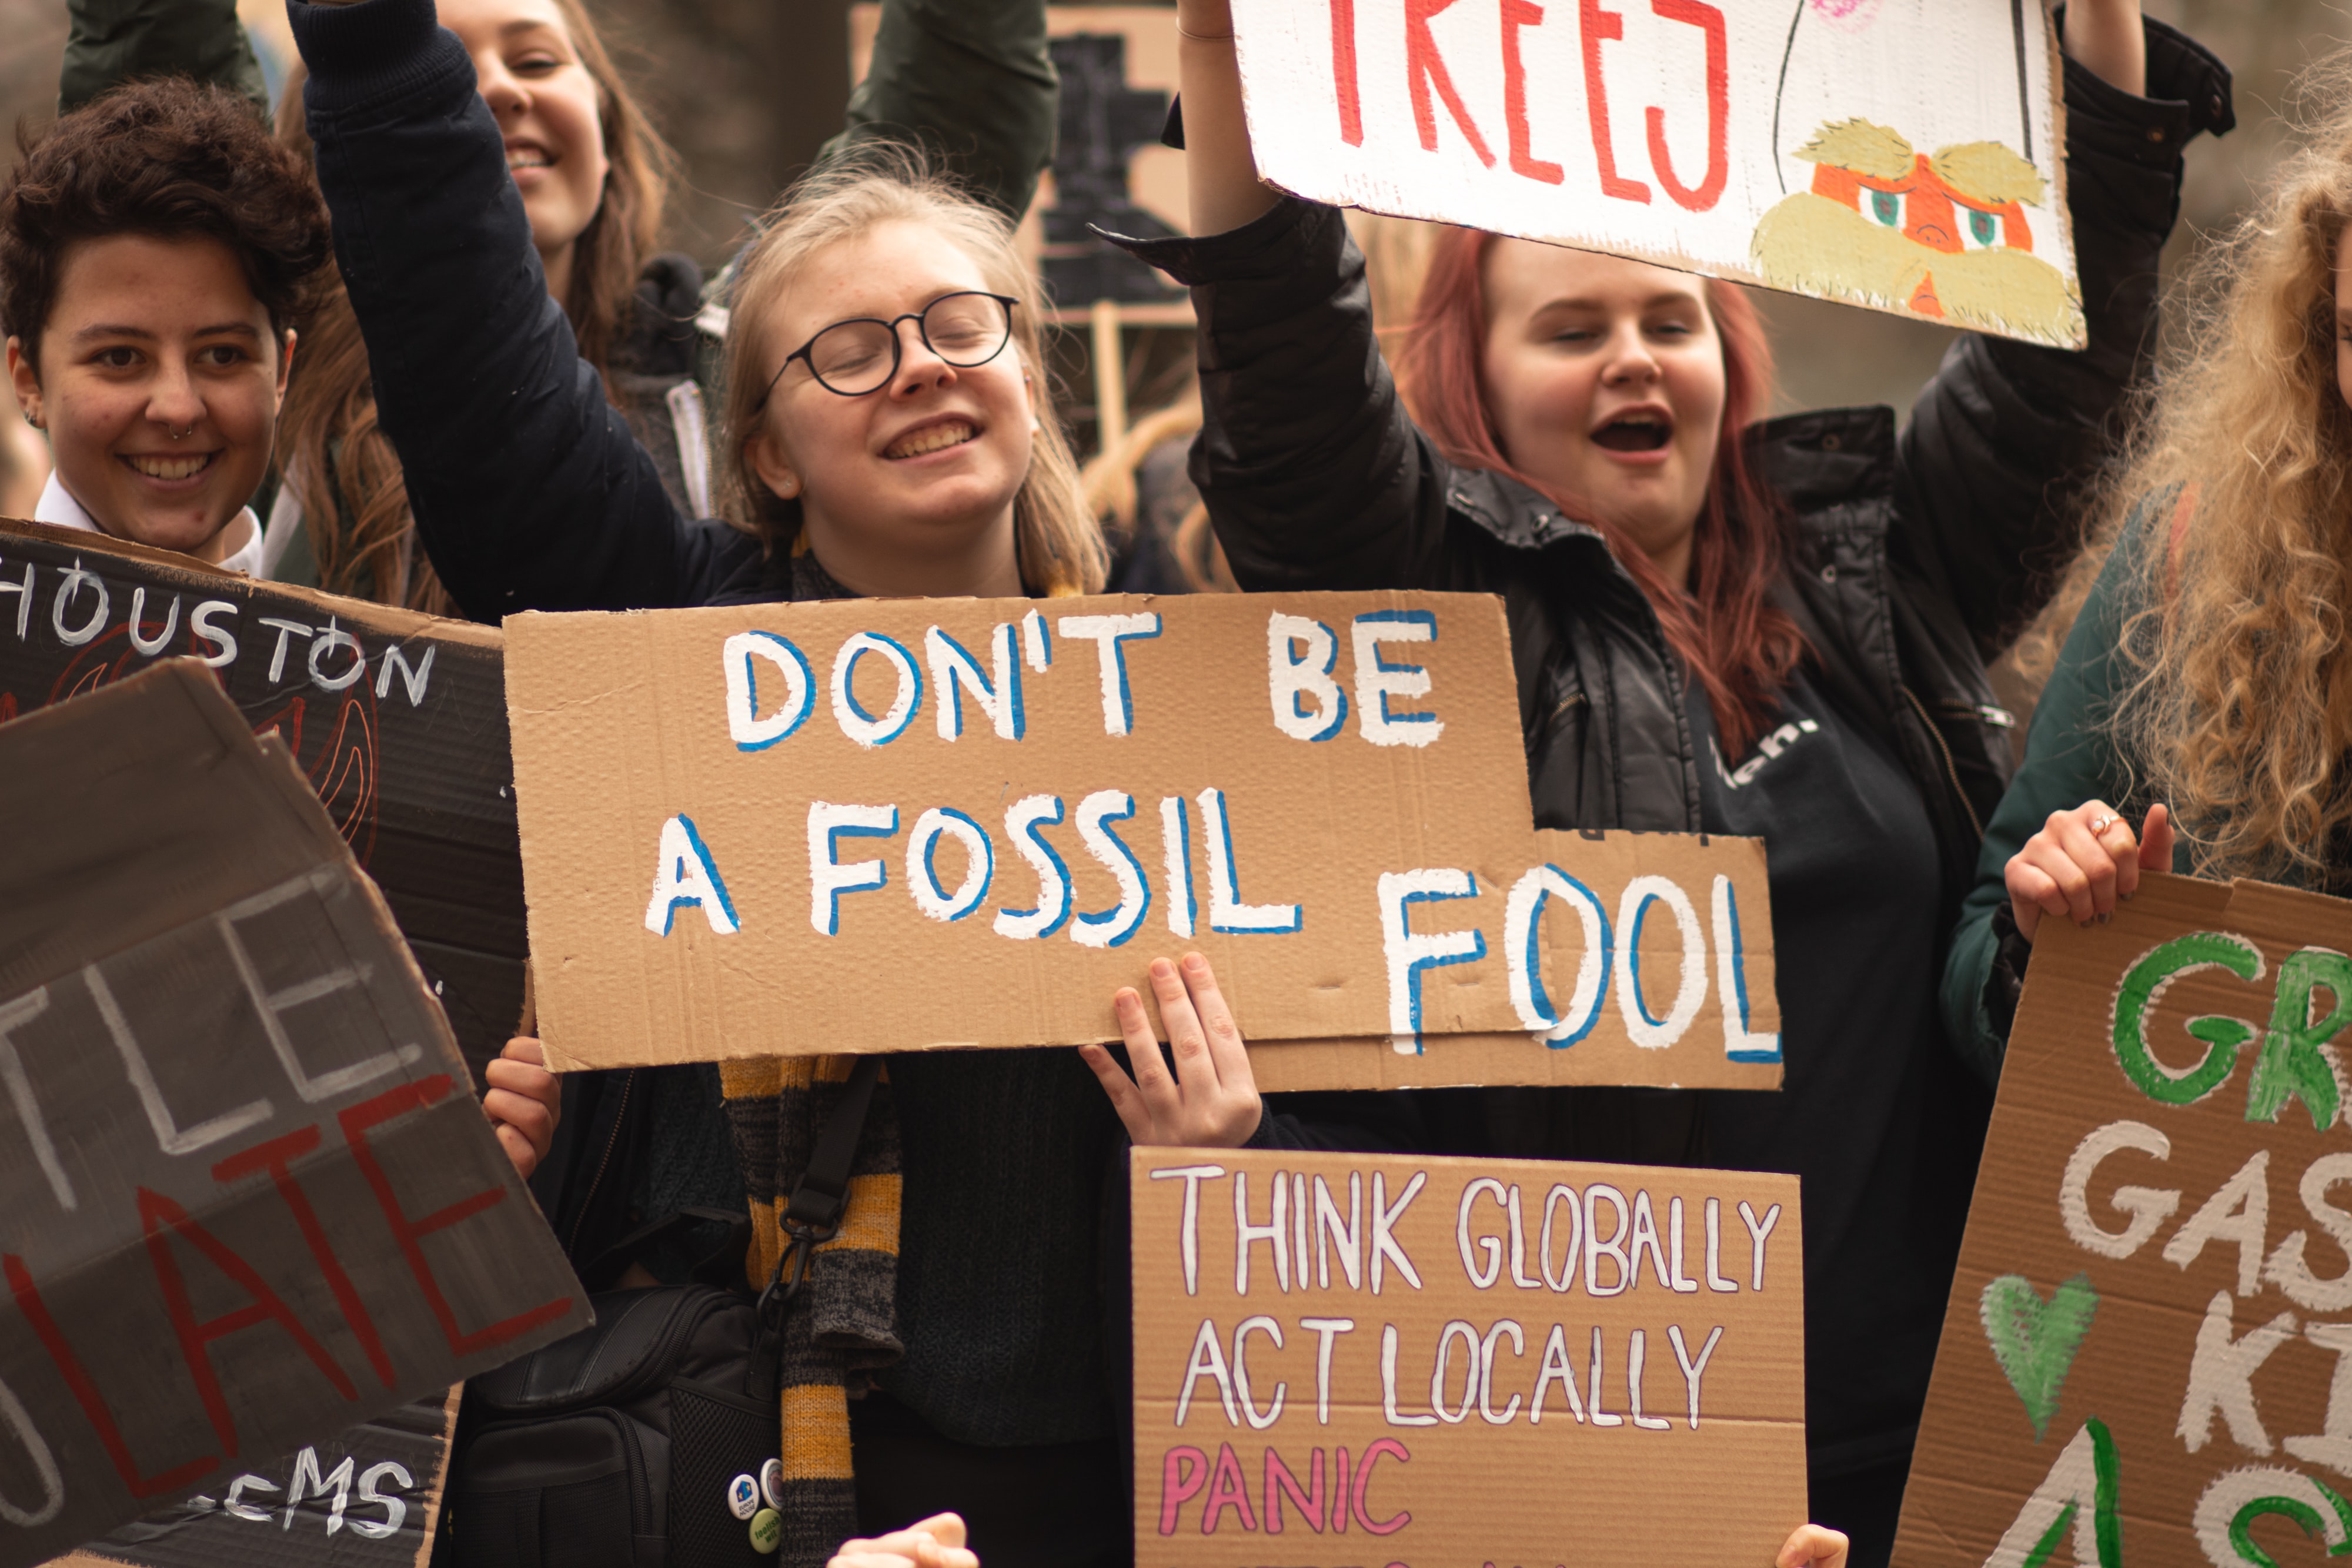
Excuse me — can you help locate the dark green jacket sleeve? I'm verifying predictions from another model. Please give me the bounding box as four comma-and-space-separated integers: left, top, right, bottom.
59, 0, 267, 113
1939, 525, 2174, 1079
819, 0, 1056, 220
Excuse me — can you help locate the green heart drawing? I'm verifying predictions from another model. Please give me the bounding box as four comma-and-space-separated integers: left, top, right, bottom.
1980, 1272, 2100, 1440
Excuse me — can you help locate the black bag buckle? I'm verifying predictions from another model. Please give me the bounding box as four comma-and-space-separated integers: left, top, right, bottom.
753, 1055, 883, 1328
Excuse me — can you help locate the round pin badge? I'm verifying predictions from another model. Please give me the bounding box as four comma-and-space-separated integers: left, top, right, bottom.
726, 1474, 760, 1521
759, 1458, 784, 1510
749, 1508, 783, 1554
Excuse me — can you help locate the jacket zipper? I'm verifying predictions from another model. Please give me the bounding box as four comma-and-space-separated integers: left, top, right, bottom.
565, 1068, 636, 1258
1899, 684, 1984, 842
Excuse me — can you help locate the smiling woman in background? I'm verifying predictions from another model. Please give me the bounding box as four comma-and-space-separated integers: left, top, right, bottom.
1124, 0, 2226, 1557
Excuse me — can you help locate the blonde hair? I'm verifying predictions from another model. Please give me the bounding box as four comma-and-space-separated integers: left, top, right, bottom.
270, 0, 676, 611
2027, 62, 2352, 881
718, 149, 1105, 596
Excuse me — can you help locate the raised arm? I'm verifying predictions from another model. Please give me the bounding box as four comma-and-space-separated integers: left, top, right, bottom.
1105, 0, 1460, 591
823, 0, 1058, 222
1891, 11, 2229, 656
288, 0, 751, 619
61, 0, 268, 115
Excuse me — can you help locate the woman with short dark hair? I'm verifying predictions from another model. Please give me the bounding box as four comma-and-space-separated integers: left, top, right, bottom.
1, 75, 328, 568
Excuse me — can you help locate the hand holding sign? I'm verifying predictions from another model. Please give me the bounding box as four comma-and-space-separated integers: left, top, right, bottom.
2004, 799, 2176, 941
1083, 953, 1264, 1148
482, 1037, 560, 1178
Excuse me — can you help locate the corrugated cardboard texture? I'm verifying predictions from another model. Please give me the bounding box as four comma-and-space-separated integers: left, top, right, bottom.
505, 593, 1782, 1085
1251, 828, 1781, 1090
0, 518, 523, 1084
45, 1389, 460, 1568
1895, 874, 2352, 1564
1130, 1148, 1806, 1564
0, 664, 587, 1568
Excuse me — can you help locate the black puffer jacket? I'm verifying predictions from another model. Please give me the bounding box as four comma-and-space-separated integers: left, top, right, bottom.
1125, 23, 2225, 924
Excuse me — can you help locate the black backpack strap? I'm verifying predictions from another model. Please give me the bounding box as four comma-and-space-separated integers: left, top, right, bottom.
782, 1054, 883, 1236
749, 1055, 884, 1395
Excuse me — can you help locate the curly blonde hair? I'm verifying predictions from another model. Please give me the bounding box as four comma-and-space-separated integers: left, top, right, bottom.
717, 148, 1105, 596
2026, 62, 2352, 881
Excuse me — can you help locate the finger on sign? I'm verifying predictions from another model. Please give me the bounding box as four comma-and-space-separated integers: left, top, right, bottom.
1079, 999, 1153, 1143
1181, 952, 1249, 1085
503, 1035, 547, 1066
1152, 954, 1214, 1088
2053, 802, 2126, 921
2139, 802, 2176, 872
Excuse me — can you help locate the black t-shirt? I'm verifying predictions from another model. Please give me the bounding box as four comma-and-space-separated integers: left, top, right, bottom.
1686, 669, 1983, 1476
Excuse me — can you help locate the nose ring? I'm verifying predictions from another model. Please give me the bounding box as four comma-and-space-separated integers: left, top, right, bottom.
169, 424, 193, 440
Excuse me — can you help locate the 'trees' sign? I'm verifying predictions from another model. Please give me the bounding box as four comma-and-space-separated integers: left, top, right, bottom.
1228, 0, 2083, 346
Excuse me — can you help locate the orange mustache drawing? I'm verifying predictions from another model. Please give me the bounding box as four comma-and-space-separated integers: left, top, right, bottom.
1752, 119, 2084, 347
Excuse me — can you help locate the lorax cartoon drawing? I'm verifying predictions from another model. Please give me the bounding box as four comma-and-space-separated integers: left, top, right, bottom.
1751, 118, 2084, 346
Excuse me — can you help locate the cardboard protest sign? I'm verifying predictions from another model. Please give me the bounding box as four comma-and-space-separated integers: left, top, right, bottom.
504, 591, 1783, 1092
45, 1390, 459, 1568
0, 517, 524, 1081
0, 663, 589, 1568
1895, 874, 2352, 1566
1225, 0, 2082, 347
1130, 1146, 1806, 1563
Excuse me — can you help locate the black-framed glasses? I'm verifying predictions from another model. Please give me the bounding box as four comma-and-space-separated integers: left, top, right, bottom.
756, 290, 1019, 404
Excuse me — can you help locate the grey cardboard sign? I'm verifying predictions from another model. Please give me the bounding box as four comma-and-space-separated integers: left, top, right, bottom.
0, 662, 589, 1568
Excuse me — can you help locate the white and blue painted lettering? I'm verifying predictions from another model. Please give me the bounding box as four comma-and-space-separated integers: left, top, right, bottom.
1267, 611, 1348, 741
926, 623, 1025, 741
1198, 787, 1302, 934
907, 807, 993, 922
1352, 610, 1443, 748
644, 814, 740, 935
1160, 795, 1197, 938
1379, 868, 1486, 1053
1020, 607, 1053, 671
1504, 864, 1612, 1046
807, 802, 898, 934
724, 630, 814, 750
995, 794, 1073, 940
1616, 875, 1705, 1049
830, 631, 923, 747
1072, 790, 1152, 948
1057, 613, 1161, 736
1712, 875, 1781, 1062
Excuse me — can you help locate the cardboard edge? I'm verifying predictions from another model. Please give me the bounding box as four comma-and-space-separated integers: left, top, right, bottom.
0, 516, 503, 651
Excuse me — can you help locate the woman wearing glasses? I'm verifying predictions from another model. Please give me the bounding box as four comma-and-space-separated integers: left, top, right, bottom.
285, 1, 1407, 1559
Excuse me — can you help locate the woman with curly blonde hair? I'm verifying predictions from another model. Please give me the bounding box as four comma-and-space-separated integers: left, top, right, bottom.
1943, 68, 2352, 1075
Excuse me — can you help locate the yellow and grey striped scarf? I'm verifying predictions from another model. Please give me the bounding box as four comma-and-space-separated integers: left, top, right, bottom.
720, 1055, 903, 1566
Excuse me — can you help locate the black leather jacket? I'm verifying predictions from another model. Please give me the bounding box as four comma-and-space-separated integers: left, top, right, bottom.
1122, 19, 2227, 959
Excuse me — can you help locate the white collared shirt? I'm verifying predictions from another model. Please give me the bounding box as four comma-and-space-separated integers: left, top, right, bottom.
35, 471, 266, 577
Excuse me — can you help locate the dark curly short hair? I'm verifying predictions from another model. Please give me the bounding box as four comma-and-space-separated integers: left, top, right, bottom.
0, 76, 331, 364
